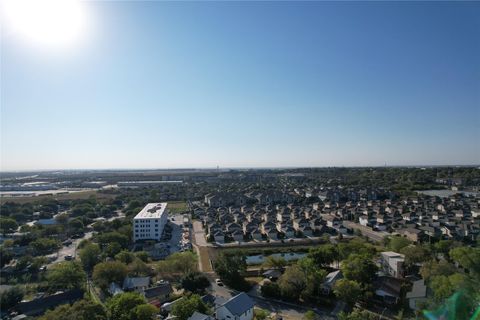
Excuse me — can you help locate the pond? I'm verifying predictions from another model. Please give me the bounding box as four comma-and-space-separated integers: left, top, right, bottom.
246, 252, 307, 265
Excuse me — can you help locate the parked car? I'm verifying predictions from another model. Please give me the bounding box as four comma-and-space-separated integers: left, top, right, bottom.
215, 279, 223, 286
64, 255, 73, 261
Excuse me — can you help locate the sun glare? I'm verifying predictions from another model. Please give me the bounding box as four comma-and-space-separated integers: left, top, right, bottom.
2, 0, 87, 50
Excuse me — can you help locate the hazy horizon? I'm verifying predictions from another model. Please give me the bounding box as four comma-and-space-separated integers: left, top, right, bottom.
2, 1, 479, 171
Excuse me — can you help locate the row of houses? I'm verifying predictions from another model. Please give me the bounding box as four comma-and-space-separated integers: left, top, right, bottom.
196, 192, 480, 243
196, 204, 330, 243
204, 191, 297, 208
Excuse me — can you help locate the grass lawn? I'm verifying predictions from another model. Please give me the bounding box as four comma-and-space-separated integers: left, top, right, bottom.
168, 201, 189, 214
246, 276, 264, 284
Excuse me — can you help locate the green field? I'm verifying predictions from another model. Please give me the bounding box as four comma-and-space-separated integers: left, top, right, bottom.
167, 201, 189, 214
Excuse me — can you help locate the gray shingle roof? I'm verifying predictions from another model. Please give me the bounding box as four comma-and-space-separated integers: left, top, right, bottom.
221, 292, 254, 316
188, 311, 211, 320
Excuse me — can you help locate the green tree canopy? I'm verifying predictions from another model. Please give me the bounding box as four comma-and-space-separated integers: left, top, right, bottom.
278, 265, 307, 300
430, 274, 466, 302
338, 308, 379, 320
47, 261, 86, 291
449, 247, 480, 277
0, 217, 18, 235
400, 245, 431, 266
420, 259, 456, 281
30, 238, 61, 255
115, 250, 136, 264
181, 272, 210, 294
214, 252, 248, 290
340, 254, 377, 286
132, 303, 159, 320
93, 261, 128, 290
388, 236, 411, 252
78, 243, 101, 272
39, 299, 107, 320
263, 255, 287, 270
308, 244, 338, 267
333, 279, 362, 308
0, 286, 24, 310
171, 294, 208, 320
106, 292, 146, 320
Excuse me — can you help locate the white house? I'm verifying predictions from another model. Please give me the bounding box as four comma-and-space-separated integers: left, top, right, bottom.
215, 292, 254, 320
359, 215, 369, 227
380, 252, 405, 278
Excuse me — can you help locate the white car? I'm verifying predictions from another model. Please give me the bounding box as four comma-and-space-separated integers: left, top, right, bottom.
215, 279, 224, 286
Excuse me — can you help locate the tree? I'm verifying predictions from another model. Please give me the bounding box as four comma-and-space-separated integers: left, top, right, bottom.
135, 251, 150, 263
181, 272, 210, 294
96, 232, 129, 249
128, 258, 151, 277
0, 246, 14, 268
303, 310, 317, 320
79, 243, 101, 272
449, 247, 480, 277
388, 236, 411, 252
105, 242, 122, 258
340, 254, 377, 286
0, 218, 18, 235
107, 292, 146, 320
171, 294, 208, 320
115, 250, 136, 264
278, 265, 307, 300
30, 238, 60, 255
430, 273, 466, 302
132, 304, 159, 320
157, 252, 198, 275
400, 245, 431, 266
47, 261, 86, 291
93, 261, 128, 290
297, 257, 327, 299
433, 240, 457, 257
337, 238, 376, 260
260, 281, 281, 299
214, 252, 248, 290
40, 299, 107, 320
308, 244, 338, 267
263, 255, 287, 270
338, 308, 379, 320
420, 259, 456, 281
68, 219, 84, 235
333, 279, 362, 307
0, 286, 23, 311
254, 308, 269, 320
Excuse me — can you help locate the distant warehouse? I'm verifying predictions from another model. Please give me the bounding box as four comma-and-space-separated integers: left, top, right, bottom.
133, 203, 169, 242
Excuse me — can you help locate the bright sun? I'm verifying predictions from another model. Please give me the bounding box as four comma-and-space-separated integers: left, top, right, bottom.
2, 0, 87, 49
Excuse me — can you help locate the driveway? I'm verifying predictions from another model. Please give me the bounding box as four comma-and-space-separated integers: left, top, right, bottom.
192, 220, 208, 247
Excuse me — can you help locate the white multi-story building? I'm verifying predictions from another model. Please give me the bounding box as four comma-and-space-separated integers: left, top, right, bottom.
133, 203, 168, 242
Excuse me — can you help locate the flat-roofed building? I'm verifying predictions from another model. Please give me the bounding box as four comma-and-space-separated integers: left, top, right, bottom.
133, 203, 168, 242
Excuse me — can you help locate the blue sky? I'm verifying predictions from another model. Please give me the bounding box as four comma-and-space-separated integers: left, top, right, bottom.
1, 1, 479, 170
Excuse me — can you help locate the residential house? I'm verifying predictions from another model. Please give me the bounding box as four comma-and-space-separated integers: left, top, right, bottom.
215, 292, 254, 320
380, 252, 405, 278
406, 279, 428, 310
123, 276, 150, 292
